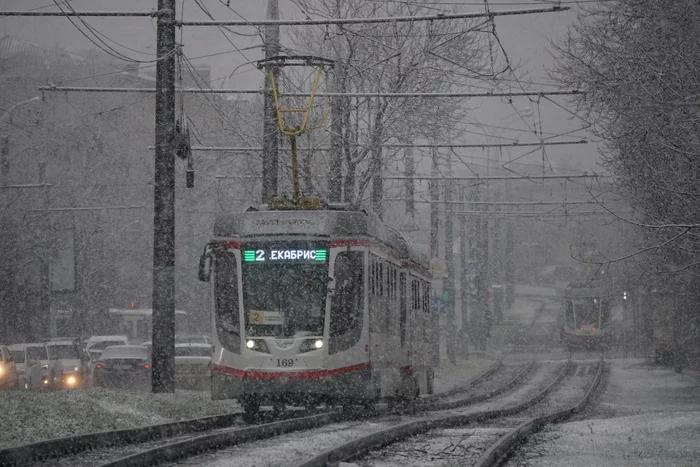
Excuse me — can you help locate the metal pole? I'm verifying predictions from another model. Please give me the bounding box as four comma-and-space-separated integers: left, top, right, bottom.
444, 151, 456, 364
152, 0, 177, 393
430, 148, 440, 366
404, 140, 414, 218
290, 134, 300, 204
459, 185, 469, 358
328, 0, 343, 202
261, 0, 280, 204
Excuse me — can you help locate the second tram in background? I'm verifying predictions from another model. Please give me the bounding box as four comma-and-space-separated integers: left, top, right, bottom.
199, 202, 435, 417
560, 279, 612, 349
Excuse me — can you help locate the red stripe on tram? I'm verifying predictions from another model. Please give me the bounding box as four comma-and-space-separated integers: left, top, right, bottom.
211, 361, 371, 380
227, 241, 240, 249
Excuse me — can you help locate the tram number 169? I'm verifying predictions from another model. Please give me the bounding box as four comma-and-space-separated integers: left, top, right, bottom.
277, 358, 294, 367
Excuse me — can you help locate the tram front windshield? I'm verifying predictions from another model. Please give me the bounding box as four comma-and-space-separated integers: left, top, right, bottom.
572, 298, 600, 326
242, 241, 329, 338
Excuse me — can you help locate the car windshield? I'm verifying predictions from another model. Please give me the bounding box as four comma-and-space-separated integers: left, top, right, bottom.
175, 347, 211, 357
241, 240, 329, 338
9, 350, 24, 363
101, 346, 147, 360
47, 344, 79, 360
27, 347, 47, 361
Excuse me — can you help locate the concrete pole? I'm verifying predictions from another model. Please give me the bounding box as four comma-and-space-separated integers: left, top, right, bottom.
444, 151, 456, 364
152, 0, 177, 393
261, 0, 280, 204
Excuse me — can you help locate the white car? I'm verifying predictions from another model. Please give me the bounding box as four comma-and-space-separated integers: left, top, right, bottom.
174, 343, 211, 389
45, 339, 89, 389
7, 343, 49, 389
0, 345, 19, 390
84, 335, 130, 362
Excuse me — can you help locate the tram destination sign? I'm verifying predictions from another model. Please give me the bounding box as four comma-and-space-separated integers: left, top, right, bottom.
243, 248, 327, 263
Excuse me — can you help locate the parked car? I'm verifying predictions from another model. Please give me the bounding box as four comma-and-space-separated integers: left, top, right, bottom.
45, 339, 89, 389
0, 345, 18, 389
174, 343, 211, 389
175, 334, 211, 345
7, 343, 49, 389
84, 335, 130, 362
93, 345, 151, 390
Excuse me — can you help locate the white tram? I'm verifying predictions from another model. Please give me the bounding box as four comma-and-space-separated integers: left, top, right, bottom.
199, 205, 435, 416
560, 279, 612, 349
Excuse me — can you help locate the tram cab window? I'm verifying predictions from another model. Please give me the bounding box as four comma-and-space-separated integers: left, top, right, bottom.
329, 251, 364, 355
215, 252, 241, 354
241, 241, 328, 338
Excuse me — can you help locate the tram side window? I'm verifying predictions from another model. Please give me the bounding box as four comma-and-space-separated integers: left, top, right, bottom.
214, 252, 240, 354
379, 261, 384, 297
400, 272, 407, 346
329, 251, 364, 355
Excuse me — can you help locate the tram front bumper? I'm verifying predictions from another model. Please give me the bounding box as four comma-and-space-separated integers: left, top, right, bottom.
211, 365, 374, 402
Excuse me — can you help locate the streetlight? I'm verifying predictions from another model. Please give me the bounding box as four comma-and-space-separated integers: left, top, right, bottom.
0, 96, 41, 123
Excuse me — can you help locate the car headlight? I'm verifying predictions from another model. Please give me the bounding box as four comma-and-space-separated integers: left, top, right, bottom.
0, 366, 4, 376
65, 375, 78, 386
299, 339, 324, 353
245, 339, 269, 353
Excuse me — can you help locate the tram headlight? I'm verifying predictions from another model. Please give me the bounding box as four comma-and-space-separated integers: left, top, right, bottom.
245, 339, 269, 353
299, 338, 324, 353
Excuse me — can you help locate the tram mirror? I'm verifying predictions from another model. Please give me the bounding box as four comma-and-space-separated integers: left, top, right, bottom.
327, 277, 336, 296
198, 254, 211, 282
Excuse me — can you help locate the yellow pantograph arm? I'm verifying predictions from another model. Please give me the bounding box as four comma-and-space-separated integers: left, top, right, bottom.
270, 66, 325, 136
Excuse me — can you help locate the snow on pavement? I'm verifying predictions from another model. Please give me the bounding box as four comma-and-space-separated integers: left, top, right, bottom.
0, 388, 240, 448
509, 358, 700, 466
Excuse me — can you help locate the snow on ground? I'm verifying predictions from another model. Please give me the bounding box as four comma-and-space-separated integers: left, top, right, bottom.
0, 388, 240, 449
509, 359, 700, 466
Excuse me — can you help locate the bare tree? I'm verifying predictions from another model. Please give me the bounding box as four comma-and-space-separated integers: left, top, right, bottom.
552, 0, 700, 276
288, 0, 502, 208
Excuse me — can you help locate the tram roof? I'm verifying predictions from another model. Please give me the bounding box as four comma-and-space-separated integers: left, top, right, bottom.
213, 205, 427, 267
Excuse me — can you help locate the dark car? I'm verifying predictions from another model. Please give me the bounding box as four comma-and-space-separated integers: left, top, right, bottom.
93, 345, 151, 390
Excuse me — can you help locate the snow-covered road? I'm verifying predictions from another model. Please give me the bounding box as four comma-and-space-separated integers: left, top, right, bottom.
508, 358, 700, 466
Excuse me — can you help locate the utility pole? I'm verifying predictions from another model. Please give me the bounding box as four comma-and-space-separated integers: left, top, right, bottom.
152, 0, 177, 393
261, 0, 280, 204
328, 0, 343, 203
459, 185, 470, 358
404, 141, 414, 218
444, 151, 456, 364
429, 147, 440, 366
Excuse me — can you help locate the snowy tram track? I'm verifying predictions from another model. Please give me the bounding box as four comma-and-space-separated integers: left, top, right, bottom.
143, 361, 544, 467
93, 360, 536, 467
0, 411, 247, 467
298, 358, 603, 467
102, 302, 558, 466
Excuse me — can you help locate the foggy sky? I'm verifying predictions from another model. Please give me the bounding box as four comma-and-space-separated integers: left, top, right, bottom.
0, 0, 595, 172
